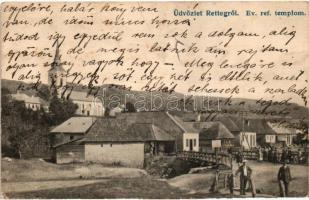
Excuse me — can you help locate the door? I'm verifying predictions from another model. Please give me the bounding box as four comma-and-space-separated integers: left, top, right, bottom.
189, 139, 193, 151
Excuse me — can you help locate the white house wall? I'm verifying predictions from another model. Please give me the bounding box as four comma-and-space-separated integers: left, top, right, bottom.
85, 142, 144, 168
183, 133, 199, 152
240, 132, 256, 149
265, 134, 276, 143
73, 100, 104, 116
25, 103, 41, 111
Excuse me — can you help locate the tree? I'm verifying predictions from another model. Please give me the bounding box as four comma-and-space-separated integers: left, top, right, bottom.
125, 102, 136, 112
1, 98, 33, 158
1, 87, 54, 158
49, 95, 78, 125
37, 85, 51, 101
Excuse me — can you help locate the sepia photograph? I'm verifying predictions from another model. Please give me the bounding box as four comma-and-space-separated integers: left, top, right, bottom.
0, 1, 308, 199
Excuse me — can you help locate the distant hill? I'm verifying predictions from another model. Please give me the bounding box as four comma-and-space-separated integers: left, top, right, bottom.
1, 79, 308, 121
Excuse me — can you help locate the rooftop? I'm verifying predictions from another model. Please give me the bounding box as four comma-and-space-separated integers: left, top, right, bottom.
229, 117, 277, 135
84, 117, 175, 142
50, 117, 97, 133
11, 92, 46, 104
169, 115, 234, 140
199, 122, 235, 140
267, 122, 297, 135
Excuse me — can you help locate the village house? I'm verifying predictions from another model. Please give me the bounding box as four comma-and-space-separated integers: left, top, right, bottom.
11, 91, 48, 111
49, 112, 183, 166
268, 122, 297, 146
168, 114, 234, 151
199, 122, 235, 151
68, 90, 105, 117
83, 118, 175, 168
230, 117, 278, 148
116, 112, 184, 151
49, 117, 97, 164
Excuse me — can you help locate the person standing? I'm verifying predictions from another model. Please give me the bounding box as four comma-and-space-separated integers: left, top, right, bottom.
273, 148, 278, 163
236, 150, 243, 166
287, 148, 292, 163
277, 160, 292, 197
281, 148, 287, 163
298, 149, 302, 164
263, 147, 269, 161
258, 147, 263, 161
268, 147, 273, 162
236, 160, 253, 196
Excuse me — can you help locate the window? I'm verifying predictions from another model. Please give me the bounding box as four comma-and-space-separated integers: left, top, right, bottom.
110, 143, 113, 147
193, 139, 196, 147
70, 135, 74, 140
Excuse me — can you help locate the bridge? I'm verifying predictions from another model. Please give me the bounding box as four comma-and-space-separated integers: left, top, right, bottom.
176, 151, 234, 192
176, 151, 233, 169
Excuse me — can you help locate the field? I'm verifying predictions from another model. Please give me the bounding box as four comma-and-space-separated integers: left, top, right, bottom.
1, 158, 308, 198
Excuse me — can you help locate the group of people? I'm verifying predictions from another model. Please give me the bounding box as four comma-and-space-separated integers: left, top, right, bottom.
257, 147, 304, 164
231, 159, 292, 197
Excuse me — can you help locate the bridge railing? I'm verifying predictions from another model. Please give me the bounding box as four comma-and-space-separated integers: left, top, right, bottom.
176, 151, 232, 168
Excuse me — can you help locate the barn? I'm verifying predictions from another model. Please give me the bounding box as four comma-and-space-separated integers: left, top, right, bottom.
49, 117, 96, 164
83, 118, 175, 168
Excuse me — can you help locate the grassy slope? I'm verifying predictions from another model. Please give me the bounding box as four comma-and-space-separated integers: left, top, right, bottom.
2, 158, 308, 198
5, 177, 236, 199
1, 158, 146, 182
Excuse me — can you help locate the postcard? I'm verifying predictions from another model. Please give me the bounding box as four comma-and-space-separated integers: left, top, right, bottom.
1, 2, 308, 198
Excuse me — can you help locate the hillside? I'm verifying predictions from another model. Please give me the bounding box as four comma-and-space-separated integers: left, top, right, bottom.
1, 79, 308, 123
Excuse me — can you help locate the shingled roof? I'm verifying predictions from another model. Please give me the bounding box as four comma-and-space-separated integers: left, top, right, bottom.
230, 117, 276, 135
213, 116, 240, 132
11, 92, 45, 104
168, 115, 234, 140
84, 117, 175, 142
199, 122, 235, 140
50, 117, 97, 133
267, 122, 297, 135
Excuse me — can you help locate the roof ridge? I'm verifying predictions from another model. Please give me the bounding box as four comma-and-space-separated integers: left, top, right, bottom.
165, 112, 187, 132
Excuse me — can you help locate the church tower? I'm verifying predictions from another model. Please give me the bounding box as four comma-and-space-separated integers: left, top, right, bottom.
48, 43, 67, 96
